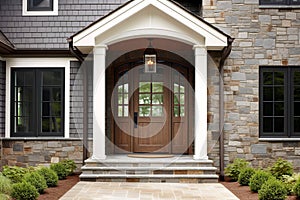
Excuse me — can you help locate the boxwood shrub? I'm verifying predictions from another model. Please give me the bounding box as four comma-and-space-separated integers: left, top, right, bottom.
238, 167, 256, 186
11, 182, 39, 200
249, 170, 273, 192
37, 167, 58, 187
23, 171, 48, 194
225, 158, 249, 181
0, 175, 12, 196
61, 159, 77, 176
2, 166, 29, 183
0, 193, 10, 200
270, 158, 293, 180
50, 162, 68, 180
258, 178, 287, 200
294, 179, 300, 197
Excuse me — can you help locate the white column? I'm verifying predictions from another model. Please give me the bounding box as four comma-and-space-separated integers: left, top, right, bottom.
92, 45, 107, 160
193, 45, 208, 160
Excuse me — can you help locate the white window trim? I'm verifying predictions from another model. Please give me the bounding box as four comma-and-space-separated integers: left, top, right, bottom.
22, 0, 58, 16
5, 57, 74, 138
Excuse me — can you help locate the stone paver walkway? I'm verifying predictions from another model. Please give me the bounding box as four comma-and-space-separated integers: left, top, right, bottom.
60, 182, 239, 200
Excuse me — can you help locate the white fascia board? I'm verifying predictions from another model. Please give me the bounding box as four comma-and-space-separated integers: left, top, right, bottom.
5, 57, 76, 138
73, 0, 146, 46
73, 0, 228, 48
154, 0, 228, 47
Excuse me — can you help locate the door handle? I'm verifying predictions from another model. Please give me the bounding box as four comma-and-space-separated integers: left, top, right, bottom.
134, 112, 138, 128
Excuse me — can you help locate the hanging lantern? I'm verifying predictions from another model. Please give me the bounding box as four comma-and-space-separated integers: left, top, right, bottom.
144, 40, 157, 73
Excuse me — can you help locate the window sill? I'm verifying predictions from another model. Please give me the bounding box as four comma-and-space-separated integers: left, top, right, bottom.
0, 137, 92, 141
259, 5, 300, 9
259, 138, 300, 142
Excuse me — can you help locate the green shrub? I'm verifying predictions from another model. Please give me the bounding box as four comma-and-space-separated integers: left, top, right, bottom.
37, 167, 58, 187
50, 163, 68, 180
270, 158, 293, 179
23, 172, 47, 194
238, 167, 256, 186
2, 166, 29, 183
225, 158, 249, 181
61, 159, 77, 176
294, 179, 300, 197
11, 182, 39, 200
258, 178, 287, 200
0, 193, 10, 200
282, 173, 300, 195
0, 175, 12, 196
249, 170, 273, 192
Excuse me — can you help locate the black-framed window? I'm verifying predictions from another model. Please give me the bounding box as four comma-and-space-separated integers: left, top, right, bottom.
260, 66, 300, 138
260, 0, 300, 6
27, 0, 53, 11
11, 68, 64, 137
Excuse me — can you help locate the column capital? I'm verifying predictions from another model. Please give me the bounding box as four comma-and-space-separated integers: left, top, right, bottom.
193, 45, 207, 56
93, 45, 108, 55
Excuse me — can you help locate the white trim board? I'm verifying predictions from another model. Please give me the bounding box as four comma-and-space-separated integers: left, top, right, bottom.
5, 57, 76, 138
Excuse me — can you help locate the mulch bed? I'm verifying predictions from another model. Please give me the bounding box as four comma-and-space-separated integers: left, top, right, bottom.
221, 181, 298, 200
38, 174, 79, 200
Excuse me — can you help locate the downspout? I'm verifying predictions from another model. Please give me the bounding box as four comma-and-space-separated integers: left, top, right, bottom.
219, 37, 234, 181
68, 39, 89, 165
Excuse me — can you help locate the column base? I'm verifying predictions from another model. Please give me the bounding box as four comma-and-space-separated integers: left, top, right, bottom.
193, 155, 209, 160
91, 154, 106, 161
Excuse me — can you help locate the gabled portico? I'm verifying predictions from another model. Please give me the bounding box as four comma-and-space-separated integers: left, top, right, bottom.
70, 0, 230, 162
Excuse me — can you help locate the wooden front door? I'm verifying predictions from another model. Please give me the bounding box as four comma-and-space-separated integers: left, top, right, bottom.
113, 61, 191, 154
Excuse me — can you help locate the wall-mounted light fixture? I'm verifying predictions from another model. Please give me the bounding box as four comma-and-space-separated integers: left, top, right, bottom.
144, 39, 156, 73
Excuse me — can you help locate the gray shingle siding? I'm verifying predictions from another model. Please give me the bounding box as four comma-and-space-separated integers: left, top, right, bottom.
0, 0, 128, 49
69, 61, 93, 138
0, 61, 5, 137
0, 0, 200, 50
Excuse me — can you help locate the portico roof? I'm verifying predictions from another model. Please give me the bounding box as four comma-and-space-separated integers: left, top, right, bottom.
70, 0, 232, 53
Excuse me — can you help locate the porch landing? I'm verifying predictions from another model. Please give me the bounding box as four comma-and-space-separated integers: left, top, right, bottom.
80, 155, 219, 183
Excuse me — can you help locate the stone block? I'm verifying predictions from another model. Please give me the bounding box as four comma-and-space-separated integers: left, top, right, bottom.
231, 72, 246, 81
13, 143, 23, 152
251, 144, 267, 154
62, 146, 75, 152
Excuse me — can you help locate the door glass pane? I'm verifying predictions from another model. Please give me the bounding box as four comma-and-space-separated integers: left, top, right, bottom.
118, 94, 123, 104
118, 106, 123, 117
152, 106, 163, 117
180, 85, 185, 93
139, 94, 151, 104
180, 94, 185, 104
153, 82, 163, 92
174, 106, 179, 117
174, 83, 179, 93
118, 85, 123, 93
139, 82, 151, 92
124, 94, 128, 104
180, 106, 185, 117
174, 94, 179, 104
152, 94, 163, 104
124, 106, 128, 117
124, 83, 128, 93
139, 106, 150, 117
42, 117, 50, 132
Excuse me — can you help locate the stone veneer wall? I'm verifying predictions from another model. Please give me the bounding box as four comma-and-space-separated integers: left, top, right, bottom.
0, 139, 93, 171
203, 0, 300, 171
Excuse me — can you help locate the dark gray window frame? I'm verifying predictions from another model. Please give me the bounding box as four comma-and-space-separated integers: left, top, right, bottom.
11, 68, 65, 137
27, 0, 54, 11
259, 66, 300, 138
259, 0, 300, 6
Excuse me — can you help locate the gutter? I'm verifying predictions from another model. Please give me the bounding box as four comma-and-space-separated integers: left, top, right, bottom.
218, 37, 234, 181
68, 39, 89, 165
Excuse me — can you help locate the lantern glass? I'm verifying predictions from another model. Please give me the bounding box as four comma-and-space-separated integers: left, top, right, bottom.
144, 54, 156, 73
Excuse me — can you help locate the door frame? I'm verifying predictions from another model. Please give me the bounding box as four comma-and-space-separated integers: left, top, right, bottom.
108, 49, 195, 154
